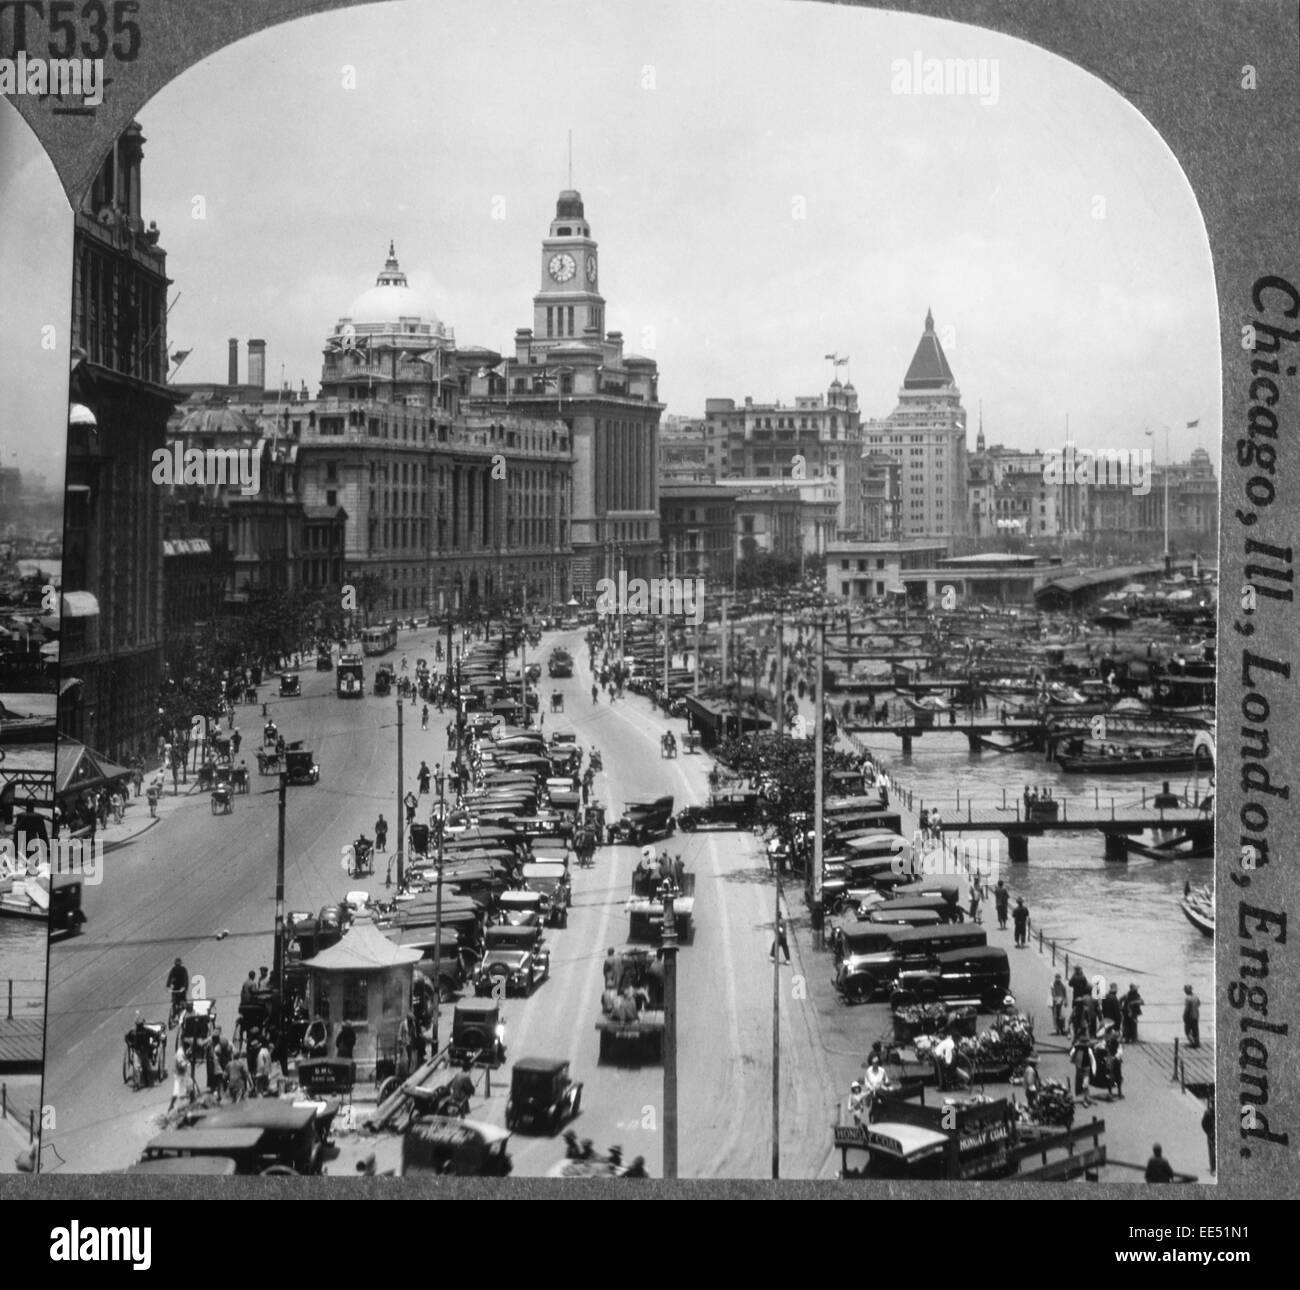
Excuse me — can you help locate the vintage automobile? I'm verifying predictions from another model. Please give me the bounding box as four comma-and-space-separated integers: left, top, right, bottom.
676, 790, 762, 832
373, 664, 394, 696
547, 650, 574, 678
495, 890, 546, 928
608, 795, 675, 846
285, 747, 321, 786
520, 862, 570, 927
49, 873, 87, 937
279, 671, 301, 697
505, 1057, 583, 1135
181, 1101, 325, 1175
889, 945, 1013, 1012
399, 1117, 513, 1176
315, 649, 333, 672
447, 998, 508, 1067
133, 1129, 267, 1175
474, 924, 551, 997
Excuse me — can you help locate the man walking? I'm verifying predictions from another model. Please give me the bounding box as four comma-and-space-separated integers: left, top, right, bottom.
1183, 984, 1201, 1048
1012, 897, 1029, 948
993, 880, 1010, 930
374, 814, 388, 853
770, 916, 791, 965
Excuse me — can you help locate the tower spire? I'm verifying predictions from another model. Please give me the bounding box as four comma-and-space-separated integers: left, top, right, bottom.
567, 130, 572, 189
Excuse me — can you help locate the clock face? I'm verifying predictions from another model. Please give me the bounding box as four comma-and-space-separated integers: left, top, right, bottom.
549, 252, 577, 283
586, 255, 597, 284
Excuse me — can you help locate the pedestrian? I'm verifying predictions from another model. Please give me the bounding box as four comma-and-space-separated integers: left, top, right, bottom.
770, 915, 791, 964
336, 1020, 357, 1060
994, 880, 1009, 929
211, 1027, 232, 1104
1069, 1036, 1095, 1105
239, 971, 257, 1006
231, 730, 241, 755
418, 761, 431, 795
146, 781, 160, 818
1121, 984, 1144, 1043
375, 814, 388, 852
1144, 1143, 1175, 1184
1103, 1027, 1124, 1100
1012, 897, 1029, 947
167, 1044, 194, 1113
402, 1009, 419, 1074
1051, 972, 1069, 1035
404, 791, 418, 827
421, 705, 429, 731
1202, 1093, 1216, 1173
1101, 983, 1122, 1028
225, 1046, 250, 1102
131, 765, 144, 798
968, 882, 982, 924
603, 948, 621, 991
1183, 984, 1201, 1048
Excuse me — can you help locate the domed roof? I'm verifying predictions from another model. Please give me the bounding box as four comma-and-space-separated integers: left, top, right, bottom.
342, 242, 439, 327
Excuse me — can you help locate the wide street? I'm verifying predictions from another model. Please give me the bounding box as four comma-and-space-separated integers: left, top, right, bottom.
42, 625, 839, 1178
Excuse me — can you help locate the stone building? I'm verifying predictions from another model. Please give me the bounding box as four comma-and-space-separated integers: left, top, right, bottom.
861, 310, 968, 540
61, 122, 175, 763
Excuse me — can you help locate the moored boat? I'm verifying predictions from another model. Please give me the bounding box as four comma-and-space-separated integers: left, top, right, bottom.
1180, 883, 1214, 937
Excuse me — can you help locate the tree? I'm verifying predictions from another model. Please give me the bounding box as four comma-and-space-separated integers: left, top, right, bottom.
735, 550, 800, 593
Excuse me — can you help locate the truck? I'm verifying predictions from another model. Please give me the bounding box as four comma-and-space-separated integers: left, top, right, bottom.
595, 948, 665, 1063
833, 1088, 1105, 1182
337, 654, 365, 698
625, 867, 695, 941
547, 649, 574, 678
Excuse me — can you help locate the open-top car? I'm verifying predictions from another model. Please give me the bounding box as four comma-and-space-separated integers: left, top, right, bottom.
676, 790, 763, 832
505, 1057, 583, 1135
474, 924, 551, 997
400, 1117, 513, 1176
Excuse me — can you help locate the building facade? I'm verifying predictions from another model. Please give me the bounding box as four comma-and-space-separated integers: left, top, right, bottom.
469, 191, 662, 596
703, 381, 862, 533
861, 310, 968, 540
61, 122, 175, 763
659, 483, 737, 587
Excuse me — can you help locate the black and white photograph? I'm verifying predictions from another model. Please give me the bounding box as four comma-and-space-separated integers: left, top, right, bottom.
0, 0, 1296, 1229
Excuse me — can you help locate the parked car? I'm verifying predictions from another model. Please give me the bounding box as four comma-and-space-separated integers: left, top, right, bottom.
505, 1057, 583, 1135
473, 925, 551, 997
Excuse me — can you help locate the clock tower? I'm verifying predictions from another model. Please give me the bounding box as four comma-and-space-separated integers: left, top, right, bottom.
533, 189, 605, 346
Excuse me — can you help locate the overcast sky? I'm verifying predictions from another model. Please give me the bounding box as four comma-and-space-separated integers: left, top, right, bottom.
0, 100, 72, 485
4, 0, 1222, 474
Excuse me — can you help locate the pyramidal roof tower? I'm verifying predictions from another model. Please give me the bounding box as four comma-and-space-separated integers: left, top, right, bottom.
903, 307, 956, 390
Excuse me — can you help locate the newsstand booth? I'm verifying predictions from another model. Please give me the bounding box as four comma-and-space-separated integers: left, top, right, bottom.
301, 919, 422, 1081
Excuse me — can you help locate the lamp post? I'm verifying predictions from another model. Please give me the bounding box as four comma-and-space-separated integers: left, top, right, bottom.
395, 700, 406, 892
273, 768, 288, 1070
812, 614, 827, 938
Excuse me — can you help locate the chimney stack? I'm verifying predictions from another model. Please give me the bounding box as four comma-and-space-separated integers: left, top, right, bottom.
248, 339, 267, 391
227, 338, 239, 386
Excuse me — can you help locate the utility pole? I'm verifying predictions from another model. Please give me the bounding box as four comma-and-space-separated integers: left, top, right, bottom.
430, 767, 446, 1051
273, 769, 287, 1069
396, 700, 405, 892
660, 880, 679, 1179
520, 631, 529, 729
720, 593, 730, 732
772, 865, 782, 1179
776, 606, 784, 732
812, 615, 826, 939
618, 544, 626, 663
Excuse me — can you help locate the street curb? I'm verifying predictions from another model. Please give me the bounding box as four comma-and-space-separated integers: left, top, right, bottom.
100, 817, 159, 853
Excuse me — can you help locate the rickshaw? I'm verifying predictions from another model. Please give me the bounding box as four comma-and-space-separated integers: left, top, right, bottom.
409, 822, 431, 859
551, 690, 564, 713
211, 783, 234, 814
349, 835, 375, 878
124, 1018, 168, 1090
179, 998, 217, 1067
256, 749, 281, 775
232, 763, 250, 793
197, 760, 217, 790
244, 685, 259, 704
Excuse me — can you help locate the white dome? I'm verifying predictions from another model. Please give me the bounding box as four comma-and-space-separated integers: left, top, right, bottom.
344, 281, 439, 327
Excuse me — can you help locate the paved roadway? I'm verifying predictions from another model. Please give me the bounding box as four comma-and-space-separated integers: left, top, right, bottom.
43, 626, 837, 1178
